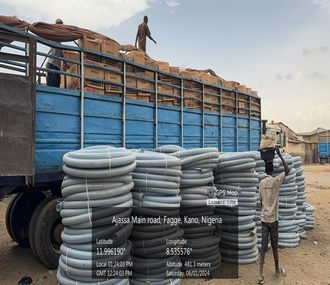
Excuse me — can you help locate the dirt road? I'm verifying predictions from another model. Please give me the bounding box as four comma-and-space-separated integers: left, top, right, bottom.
0, 164, 329, 285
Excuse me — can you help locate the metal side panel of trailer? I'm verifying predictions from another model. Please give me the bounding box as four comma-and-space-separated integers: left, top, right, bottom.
35, 84, 261, 173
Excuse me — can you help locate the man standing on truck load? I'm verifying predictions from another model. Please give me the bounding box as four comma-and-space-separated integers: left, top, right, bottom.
46, 18, 64, 87
135, 15, 157, 53
258, 146, 289, 284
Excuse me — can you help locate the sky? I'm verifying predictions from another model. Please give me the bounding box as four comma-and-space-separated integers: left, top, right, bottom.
1, 0, 330, 133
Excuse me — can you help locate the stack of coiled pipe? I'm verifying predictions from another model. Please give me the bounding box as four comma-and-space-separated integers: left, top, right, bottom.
272, 153, 300, 248
57, 146, 136, 285
215, 152, 259, 264
293, 156, 307, 239
130, 150, 184, 284
304, 202, 315, 230
170, 148, 222, 276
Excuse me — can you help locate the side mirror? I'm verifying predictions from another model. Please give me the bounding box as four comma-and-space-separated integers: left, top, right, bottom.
262, 120, 268, 135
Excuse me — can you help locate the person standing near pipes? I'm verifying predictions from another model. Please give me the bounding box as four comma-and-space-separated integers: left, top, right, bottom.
258, 146, 290, 284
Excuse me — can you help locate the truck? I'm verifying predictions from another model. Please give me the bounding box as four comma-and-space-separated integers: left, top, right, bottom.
318, 132, 330, 164
261, 120, 286, 148
0, 24, 261, 268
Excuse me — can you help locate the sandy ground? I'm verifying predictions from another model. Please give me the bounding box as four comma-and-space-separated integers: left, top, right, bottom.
0, 164, 329, 285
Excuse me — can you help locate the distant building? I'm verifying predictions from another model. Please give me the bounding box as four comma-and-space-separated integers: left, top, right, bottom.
273, 122, 328, 164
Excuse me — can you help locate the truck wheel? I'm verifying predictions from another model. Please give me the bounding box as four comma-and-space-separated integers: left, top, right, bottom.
34, 196, 63, 269
5, 194, 20, 242
29, 196, 59, 261
7, 192, 46, 247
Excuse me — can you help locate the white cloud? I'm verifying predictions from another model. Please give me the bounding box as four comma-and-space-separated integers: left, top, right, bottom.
166, 0, 180, 7
1, 0, 152, 30
312, 0, 330, 7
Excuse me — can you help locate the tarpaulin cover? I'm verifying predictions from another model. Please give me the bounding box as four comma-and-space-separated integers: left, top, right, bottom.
0, 15, 140, 53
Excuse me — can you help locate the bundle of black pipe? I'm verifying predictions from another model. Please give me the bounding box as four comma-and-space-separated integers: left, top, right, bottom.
130, 150, 183, 284
272, 153, 300, 248
170, 148, 221, 276
304, 203, 315, 230
215, 152, 259, 264
57, 146, 136, 285
293, 156, 307, 239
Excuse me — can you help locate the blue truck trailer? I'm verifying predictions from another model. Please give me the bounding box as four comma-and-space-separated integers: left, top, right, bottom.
318, 132, 329, 164
0, 24, 261, 268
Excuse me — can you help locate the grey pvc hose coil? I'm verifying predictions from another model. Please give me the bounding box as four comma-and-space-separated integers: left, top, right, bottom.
130, 151, 183, 283
58, 146, 135, 285
153, 144, 186, 154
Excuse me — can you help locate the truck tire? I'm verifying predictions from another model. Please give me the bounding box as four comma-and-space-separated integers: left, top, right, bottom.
5, 194, 19, 242
29, 196, 59, 261
34, 196, 63, 269
7, 192, 46, 247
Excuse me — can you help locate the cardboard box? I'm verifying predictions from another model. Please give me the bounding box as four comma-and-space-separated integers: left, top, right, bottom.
251, 97, 260, 104
66, 64, 79, 88
136, 70, 154, 80
84, 60, 104, 79
204, 94, 219, 104
237, 94, 248, 101
84, 60, 104, 89
145, 59, 156, 69
126, 72, 137, 87
211, 106, 220, 112
251, 104, 260, 111
104, 67, 122, 84
184, 90, 201, 100
222, 98, 235, 107
205, 86, 219, 94
246, 87, 252, 94
210, 75, 220, 86
130, 51, 145, 66
158, 84, 173, 95
238, 109, 248, 116
78, 36, 101, 52
60, 74, 66, 89
102, 58, 121, 71
252, 90, 258, 96
222, 90, 235, 98
63, 50, 80, 62
236, 85, 247, 93
137, 79, 153, 91
238, 101, 248, 108
100, 39, 119, 57
223, 81, 234, 89
182, 70, 199, 80
170, 66, 180, 76
222, 106, 235, 114
184, 99, 195, 109
173, 87, 181, 97
84, 86, 104, 95
157, 61, 170, 73
199, 72, 210, 83
123, 53, 131, 61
